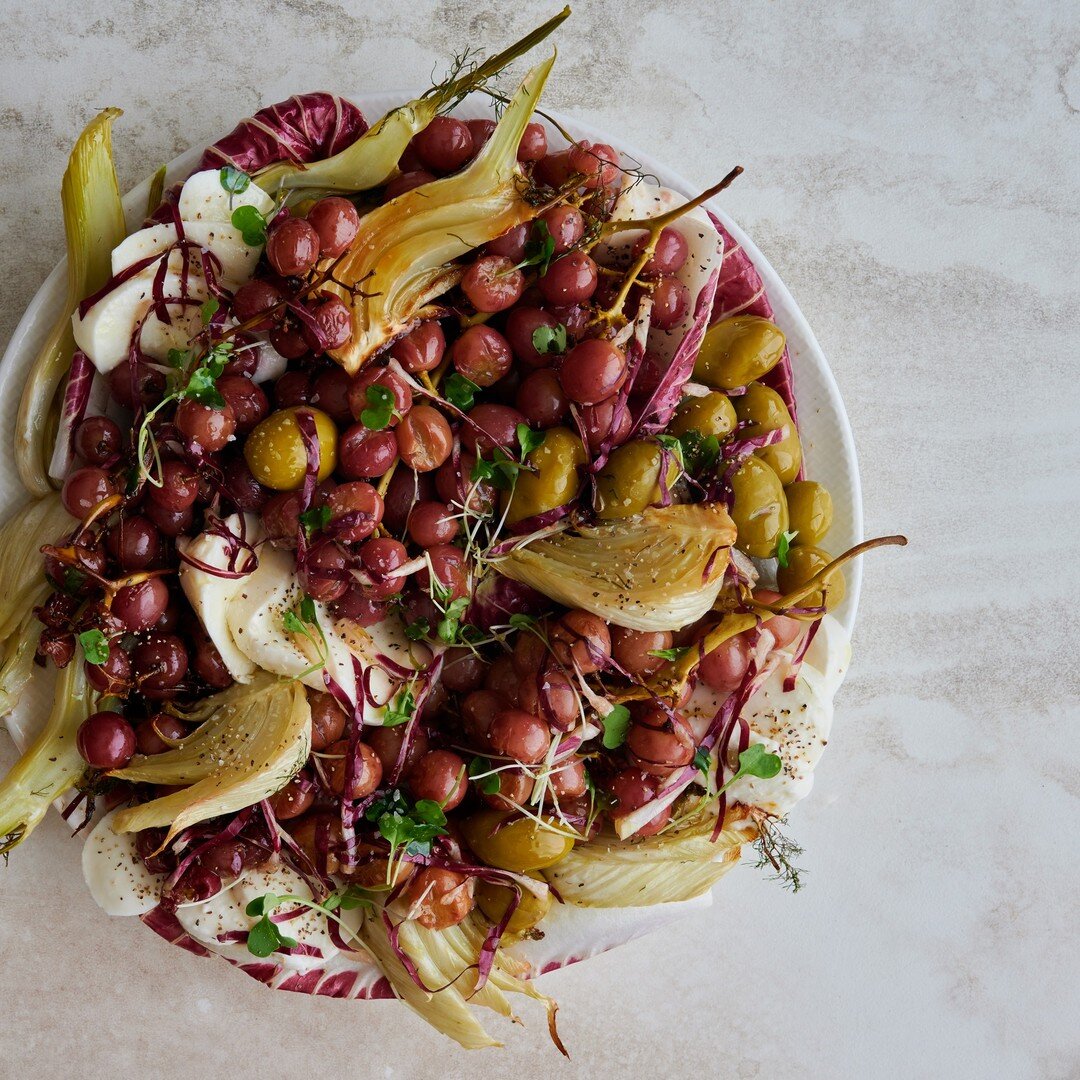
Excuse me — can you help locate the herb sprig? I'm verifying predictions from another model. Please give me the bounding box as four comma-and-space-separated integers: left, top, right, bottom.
364, 789, 448, 860
245, 886, 372, 958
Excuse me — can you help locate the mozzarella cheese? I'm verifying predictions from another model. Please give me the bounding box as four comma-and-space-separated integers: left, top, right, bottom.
172, 860, 341, 974
73, 169, 272, 374
178, 515, 427, 719
683, 615, 850, 815
81, 810, 162, 916
177, 168, 275, 225
112, 220, 261, 291
177, 514, 261, 683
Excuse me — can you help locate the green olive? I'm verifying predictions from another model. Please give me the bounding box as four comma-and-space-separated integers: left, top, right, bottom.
594, 439, 680, 521
784, 481, 833, 547
693, 315, 786, 390
503, 427, 587, 526
669, 392, 737, 439
730, 456, 789, 559
733, 382, 802, 485
460, 811, 575, 873
777, 544, 846, 612
476, 872, 552, 934
243, 407, 338, 491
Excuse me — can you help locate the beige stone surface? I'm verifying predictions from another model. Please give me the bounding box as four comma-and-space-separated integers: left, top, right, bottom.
1, 1, 1078, 1077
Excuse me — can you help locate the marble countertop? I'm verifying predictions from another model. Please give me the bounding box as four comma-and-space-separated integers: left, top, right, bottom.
1, 2, 1077, 1077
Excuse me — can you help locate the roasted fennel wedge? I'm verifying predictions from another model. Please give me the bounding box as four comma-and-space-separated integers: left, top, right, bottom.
541, 810, 757, 907
253, 7, 570, 197
353, 910, 561, 1052
0, 494, 73, 645
15, 109, 126, 497
322, 55, 555, 372
494, 503, 737, 631
0, 660, 93, 854
109, 673, 310, 845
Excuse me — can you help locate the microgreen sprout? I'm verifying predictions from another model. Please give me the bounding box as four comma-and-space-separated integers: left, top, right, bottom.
383, 684, 417, 727
282, 594, 330, 677
599, 704, 631, 750
443, 372, 481, 411
775, 530, 798, 569
676, 429, 722, 476
77, 629, 109, 665
360, 384, 398, 430
511, 219, 556, 276
531, 321, 567, 356
244, 886, 373, 958
364, 789, 448, 862
136, 341, 233, 485
219, 165, 251, 198
516, 423, 546, 458
468, 756, 502, 796
299, 504, 331, 537
231, 204, 268, 246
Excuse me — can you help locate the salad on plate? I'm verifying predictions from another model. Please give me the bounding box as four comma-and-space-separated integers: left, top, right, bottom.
0, 8, 904, 1050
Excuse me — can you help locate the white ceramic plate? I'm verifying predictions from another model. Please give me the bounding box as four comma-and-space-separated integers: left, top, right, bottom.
0, 94, 863, 988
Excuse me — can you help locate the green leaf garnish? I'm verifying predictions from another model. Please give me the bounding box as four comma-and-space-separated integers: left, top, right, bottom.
468, 756, 501, 795
299, 504, 331, 537
508, 613, 539, 632
180, 341, 232, 408
531, 321, 567, 356
383, 686, 416, 727
516, 219, 556, 275
648, 646, 690, 663
245, 893, 283, 918
404, 618, 430, 641
246, 916, 288, 957
231, 204, 268, 246
676, 429, 722, 475
200, 297, 220, 325
77, 629, 109, 665
62, 567, 86, 595
219, 165, 251, 197
365, 789, 448, 860
516, 423, 546, 459
775, 530, 798, 569
243, 888, 372, 961
360, 384, 396, 430
436, 597, 470, 644
693, 748, 711, 776
735, 743, 783, 780
443, 372, 481, 411
600, 704, 631, 750
299, 595, 318, 624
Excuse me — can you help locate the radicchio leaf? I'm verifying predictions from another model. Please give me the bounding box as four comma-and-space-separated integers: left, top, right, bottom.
633, 267, 721, 437
198, 93, 368, 176
47, 350, 101, 482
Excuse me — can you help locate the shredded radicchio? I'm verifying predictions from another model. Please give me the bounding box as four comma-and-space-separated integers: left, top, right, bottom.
783, 618, 820, 693
179, 512, 260, 578
293, 408, 321, 513
466, 573, 551, 631
632, 267, 721, 437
